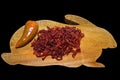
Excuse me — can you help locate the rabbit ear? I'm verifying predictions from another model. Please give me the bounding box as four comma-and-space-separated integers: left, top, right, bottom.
65, 14, 96, 27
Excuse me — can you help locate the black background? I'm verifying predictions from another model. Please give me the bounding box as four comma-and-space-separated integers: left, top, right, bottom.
0, 1, 119, 80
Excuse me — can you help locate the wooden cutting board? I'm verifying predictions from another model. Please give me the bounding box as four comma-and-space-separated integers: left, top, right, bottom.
1, 14, 117, 68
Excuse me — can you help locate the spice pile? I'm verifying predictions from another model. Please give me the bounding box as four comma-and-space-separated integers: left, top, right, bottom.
31, 26, 84, 60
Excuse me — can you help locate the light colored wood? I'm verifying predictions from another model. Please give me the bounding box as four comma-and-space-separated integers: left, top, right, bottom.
1, 14, 117, 68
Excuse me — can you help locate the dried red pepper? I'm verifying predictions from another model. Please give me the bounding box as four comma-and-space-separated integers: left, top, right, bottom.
31, 26, 84, 60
